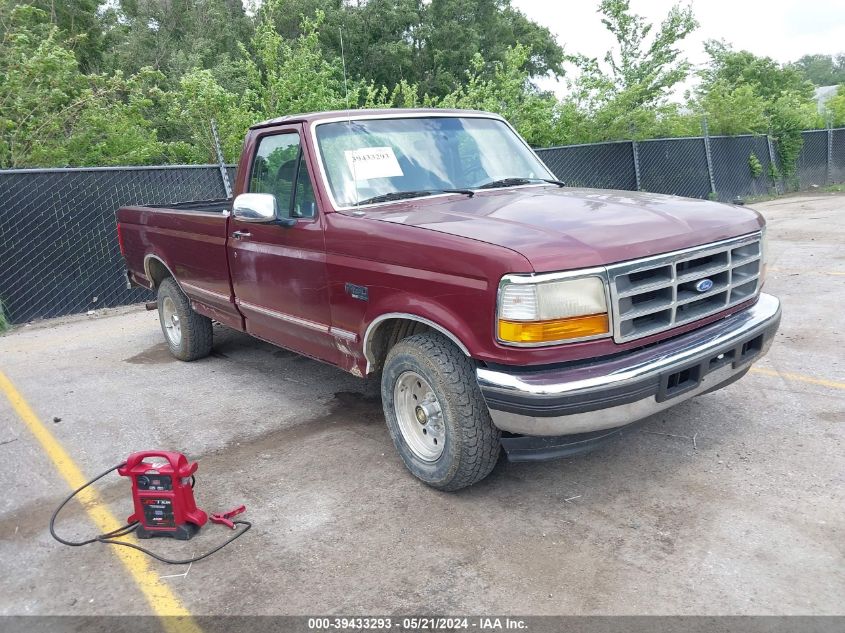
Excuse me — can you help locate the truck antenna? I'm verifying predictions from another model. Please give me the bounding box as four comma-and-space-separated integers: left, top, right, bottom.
340, 28, 350, 112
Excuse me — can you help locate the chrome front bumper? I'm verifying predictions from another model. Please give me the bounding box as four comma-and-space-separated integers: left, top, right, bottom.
477, 293, 781, 437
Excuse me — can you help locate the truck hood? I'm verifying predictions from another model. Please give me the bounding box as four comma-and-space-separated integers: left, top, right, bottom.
372, 186, 764, 272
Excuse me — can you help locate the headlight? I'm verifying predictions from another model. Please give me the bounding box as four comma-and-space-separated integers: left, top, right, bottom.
497, 274, 611, 345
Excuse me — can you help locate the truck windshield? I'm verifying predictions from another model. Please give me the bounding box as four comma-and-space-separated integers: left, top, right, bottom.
314, 116, 554, 208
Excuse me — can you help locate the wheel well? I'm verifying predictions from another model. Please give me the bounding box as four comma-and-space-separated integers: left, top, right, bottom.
367, 318, 432, 373
146, 257, 173, 289
365, 316, 471, 374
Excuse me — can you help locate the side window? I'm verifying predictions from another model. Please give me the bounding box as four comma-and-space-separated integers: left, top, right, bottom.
293, 153, 317, 219
249, 132, 318, 220
249, 132, 301, 218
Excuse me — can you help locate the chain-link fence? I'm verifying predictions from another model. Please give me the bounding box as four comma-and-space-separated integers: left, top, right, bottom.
534, 141, 637, 191
536, 128, 845, 203
832, 128, 845, 184
0, 128, 843, 326
796, 130, 829, 190
0, 165, 235, 325
636, 137, 713, 199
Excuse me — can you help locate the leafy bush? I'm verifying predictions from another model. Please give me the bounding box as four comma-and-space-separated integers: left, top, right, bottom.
824, 85, 845, 127
748, 153, 763, 178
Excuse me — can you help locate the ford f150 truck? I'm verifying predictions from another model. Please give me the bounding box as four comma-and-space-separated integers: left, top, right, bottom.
117, 108, 781, 491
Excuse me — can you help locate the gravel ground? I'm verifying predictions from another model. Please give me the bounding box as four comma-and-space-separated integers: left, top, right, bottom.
0, 192, 842, 617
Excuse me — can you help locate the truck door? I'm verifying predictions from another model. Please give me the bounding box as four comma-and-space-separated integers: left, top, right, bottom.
227, 126, 338, 364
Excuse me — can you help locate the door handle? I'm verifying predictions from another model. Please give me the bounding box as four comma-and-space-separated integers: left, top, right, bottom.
231, 230, 251, 240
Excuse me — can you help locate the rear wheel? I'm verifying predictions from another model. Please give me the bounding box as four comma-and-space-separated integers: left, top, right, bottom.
382, 332, 500, 491
157, 277, 213, 361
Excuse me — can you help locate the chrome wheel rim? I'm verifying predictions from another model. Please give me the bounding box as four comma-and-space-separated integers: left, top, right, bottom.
161, 296, 182, 346
394, 371, 445, 461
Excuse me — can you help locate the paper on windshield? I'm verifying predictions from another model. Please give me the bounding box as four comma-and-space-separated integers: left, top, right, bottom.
344, 146, 403, 180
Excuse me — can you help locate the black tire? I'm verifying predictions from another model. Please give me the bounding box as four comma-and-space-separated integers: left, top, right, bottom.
157, 277, 213, 361
381, 332, 501, 491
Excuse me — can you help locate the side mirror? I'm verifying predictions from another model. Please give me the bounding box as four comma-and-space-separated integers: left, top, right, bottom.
232, 193, 278, 223
232, 193, 298, 228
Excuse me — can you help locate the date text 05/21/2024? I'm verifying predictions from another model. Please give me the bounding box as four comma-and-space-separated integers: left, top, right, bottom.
307, 617, 528, 630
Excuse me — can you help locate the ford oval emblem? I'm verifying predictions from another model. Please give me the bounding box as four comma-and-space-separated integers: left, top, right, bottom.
695, 278, 714, 293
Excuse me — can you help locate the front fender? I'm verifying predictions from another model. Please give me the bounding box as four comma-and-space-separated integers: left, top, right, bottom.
359, 292, 486, 374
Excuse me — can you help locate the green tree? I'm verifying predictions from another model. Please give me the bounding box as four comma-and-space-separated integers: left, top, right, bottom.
164, 69, 256, 163
360, 79, 424, 109
695, 43, 823, 178
23, 0, 106, 71
64, 70, 168, 166
827, 85, 845, 126
439, 44, 559, 146
103, 0, 253, 83
789, 53, 845, 87
562, 0, 698, 142
698, 82, 768, 135
701, 42, 815, 103
0, 5, 164, 167
321, 0, 424, 95
422, 0, 564, 97
573, 0, 697, 110
0, 5, 83, 167
243, 5, 349, 118
285, 0, 565, 99
253, 0, 334, 40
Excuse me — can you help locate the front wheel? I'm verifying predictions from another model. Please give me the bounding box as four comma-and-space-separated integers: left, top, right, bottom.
381, 332, 501, 491
157, 277, 213, 361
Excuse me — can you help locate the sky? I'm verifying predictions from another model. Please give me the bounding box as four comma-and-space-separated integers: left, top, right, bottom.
512, 0, 845, 97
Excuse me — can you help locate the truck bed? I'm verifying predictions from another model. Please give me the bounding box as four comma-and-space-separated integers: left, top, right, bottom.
118, 198, 238, 327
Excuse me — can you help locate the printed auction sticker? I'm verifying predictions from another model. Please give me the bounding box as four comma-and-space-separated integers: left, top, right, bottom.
344, 146, 403, 180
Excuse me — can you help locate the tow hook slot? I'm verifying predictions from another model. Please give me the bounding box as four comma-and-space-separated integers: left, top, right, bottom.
658, 363, 703, 402
657, 332, 767, 403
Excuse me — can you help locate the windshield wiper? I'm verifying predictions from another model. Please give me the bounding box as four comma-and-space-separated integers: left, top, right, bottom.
478, 177, 566, 189
355, 188, 474, 206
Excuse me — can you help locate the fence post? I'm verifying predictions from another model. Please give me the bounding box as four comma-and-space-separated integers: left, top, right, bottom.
701, 116, 716, 198
827, 115, 834, 186
631, 140, 642, 191
211, 119, 233, 199
766, 134, 782, 195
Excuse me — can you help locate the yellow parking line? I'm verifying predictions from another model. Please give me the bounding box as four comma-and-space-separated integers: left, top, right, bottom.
0, 369, 200, 632
750, 367, 845, 390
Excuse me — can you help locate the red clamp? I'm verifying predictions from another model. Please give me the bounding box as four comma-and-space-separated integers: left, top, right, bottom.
210, 505, 246, 529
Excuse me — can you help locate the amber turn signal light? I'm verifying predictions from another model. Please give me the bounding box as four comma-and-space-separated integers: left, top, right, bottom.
498, 313, 610, 344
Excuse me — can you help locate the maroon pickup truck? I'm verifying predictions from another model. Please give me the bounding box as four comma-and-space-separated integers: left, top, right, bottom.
118, 108, 781, 490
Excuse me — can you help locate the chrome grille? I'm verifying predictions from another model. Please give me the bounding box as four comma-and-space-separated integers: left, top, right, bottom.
607, 233, 762, 343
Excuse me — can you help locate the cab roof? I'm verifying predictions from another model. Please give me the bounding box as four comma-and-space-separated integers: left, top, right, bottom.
248, 108, 503, 131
